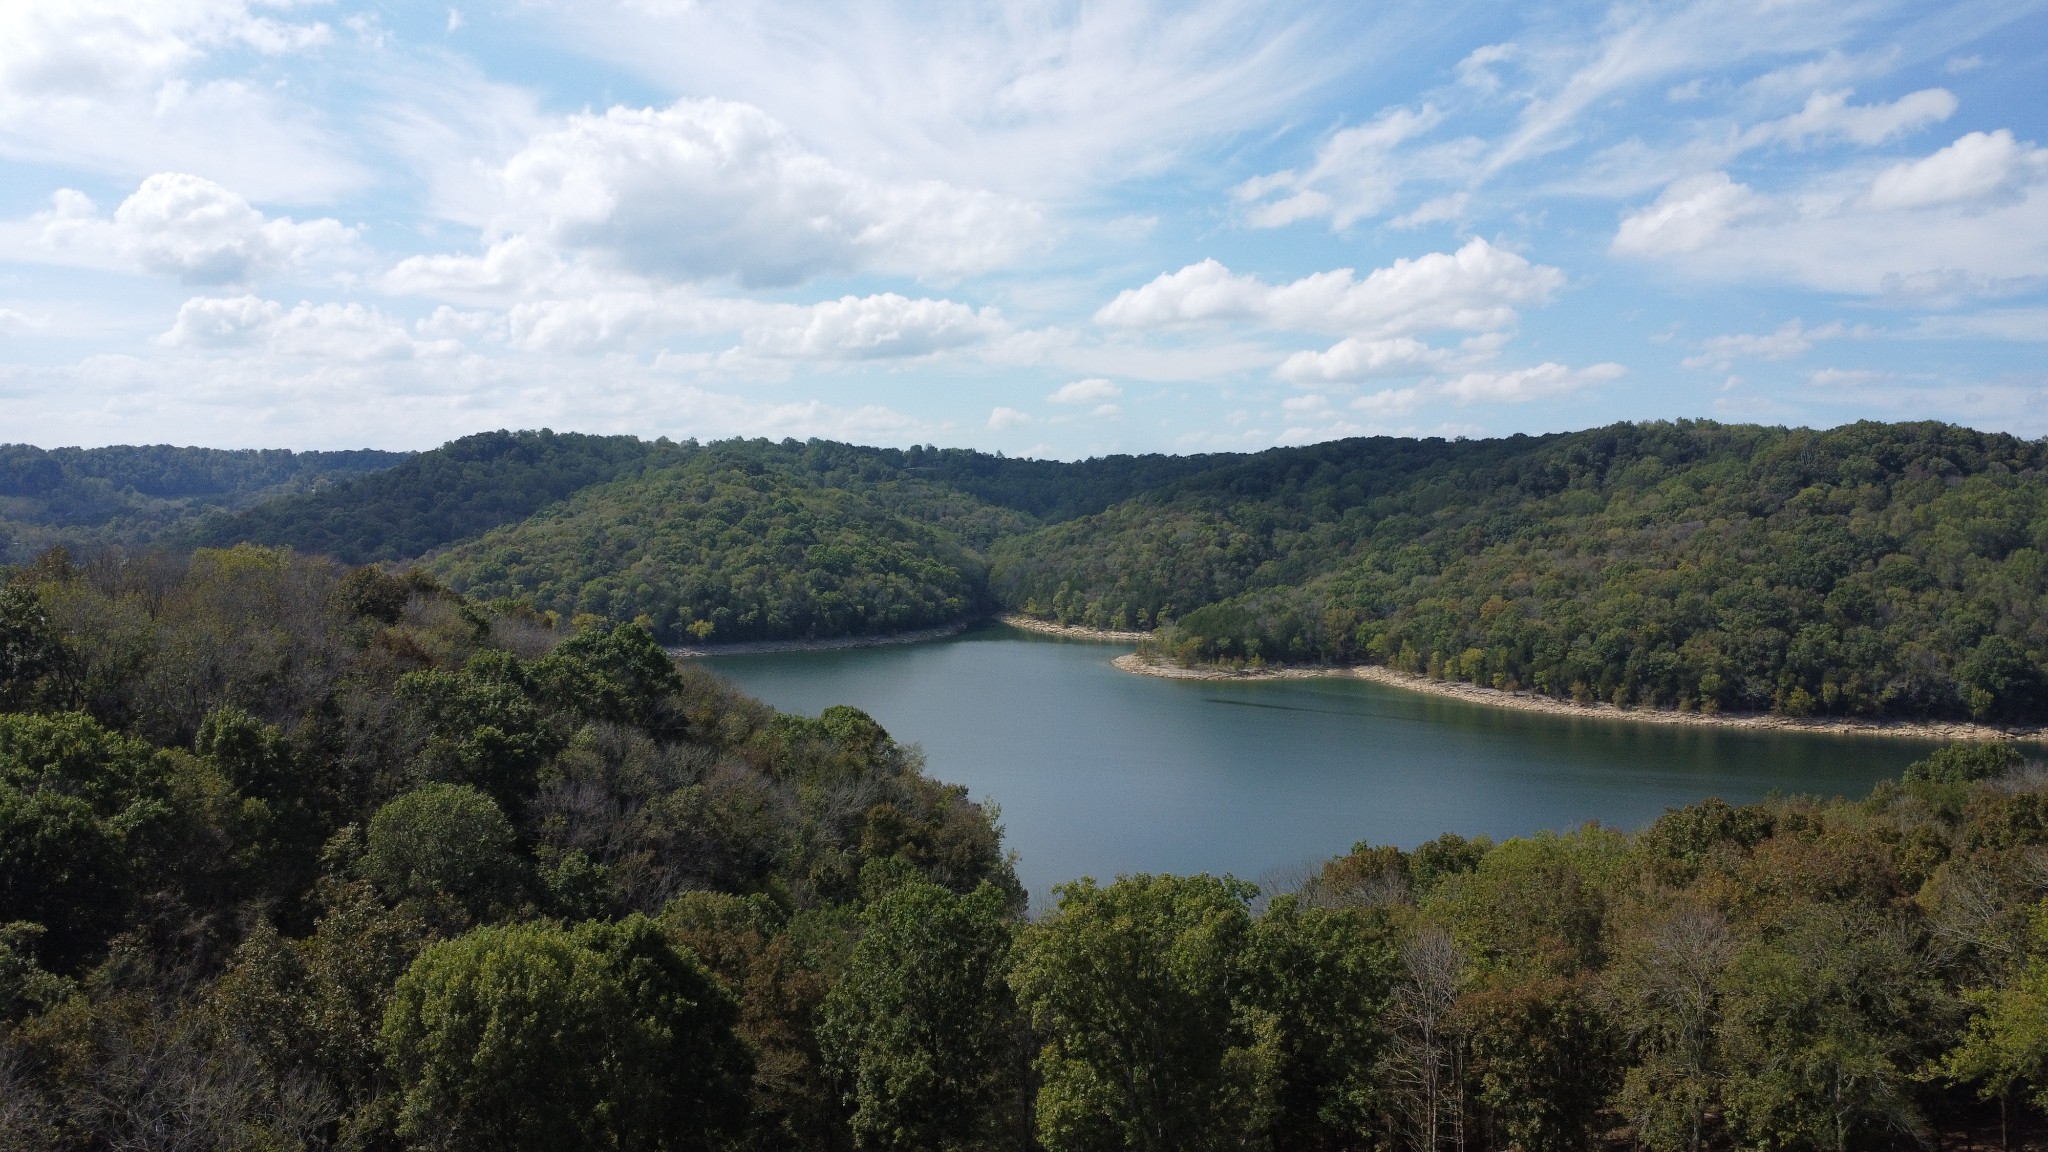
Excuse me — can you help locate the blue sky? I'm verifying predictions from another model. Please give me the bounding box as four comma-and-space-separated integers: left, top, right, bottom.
2, 0, 2045, 457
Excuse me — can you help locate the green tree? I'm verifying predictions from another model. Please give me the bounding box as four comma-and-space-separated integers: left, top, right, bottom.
397, 650, 565, 812
1719, 903, 1933, 1151
1937, 902, 2048, 1122
0, 583, 69, 712
380, 915, 751, 1152
820, 878, 1023, 1151
1009, 874, 1276, 1152
1244, 896, 1399, 1151
361, 783, 522, 923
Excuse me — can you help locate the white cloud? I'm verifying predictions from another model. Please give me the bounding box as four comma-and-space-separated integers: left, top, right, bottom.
1276, 336, 1450, 383
1096, 239, 1562, 339
527, 0, 1364, 202
1233, 105, 1469, 229
987, 406, 1032, 430
1745, 88, 1956, 149
1613, 172, 1765, 255
13, 173, 356, 283
161, 295, 455, 361
0, 1, 360, 201
438, 98, 1044, 291
1614, 132, 2048, 296
1438, 362, 1624, 403
1868, 130, 2031, 209
1809, 367, 1888, 386
1682, 319, 1845, 369
0, 308, 49, 332
1351, 387, 1421, 415
1047, 378, 1121, 404
737, 294, 1006, 360
1391, 194, 1469, 230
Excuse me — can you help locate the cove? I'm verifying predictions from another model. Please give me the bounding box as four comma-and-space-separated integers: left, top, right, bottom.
699, 623, 1937, 905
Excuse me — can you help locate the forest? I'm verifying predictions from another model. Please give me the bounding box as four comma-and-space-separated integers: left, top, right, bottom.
14, 419, 2048, 720
10, 544, 2048, 1150
0, 443, 405, 566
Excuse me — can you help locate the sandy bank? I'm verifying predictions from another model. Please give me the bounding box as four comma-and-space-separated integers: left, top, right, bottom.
995, 613, 1148, 643
668, 620, 974, 658
1111, 652, 2047, 743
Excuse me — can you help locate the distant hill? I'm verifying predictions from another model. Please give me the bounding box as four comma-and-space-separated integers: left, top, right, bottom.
426, 442, 998, 642
190, 429, 664, 563
993, 421, 2048, 722
24, 419, 2048, 722
0, 442, 407, 563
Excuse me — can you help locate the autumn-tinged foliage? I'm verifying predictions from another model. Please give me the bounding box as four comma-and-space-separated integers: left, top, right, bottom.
1000, 421, 2048, 722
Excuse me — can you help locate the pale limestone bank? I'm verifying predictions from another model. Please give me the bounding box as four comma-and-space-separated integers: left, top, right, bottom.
1111, 652, 2046, 743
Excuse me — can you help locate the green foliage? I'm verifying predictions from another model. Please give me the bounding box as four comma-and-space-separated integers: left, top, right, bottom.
1938, 904, 2048, 1112
1718, 903, 1936, 1151
398, 650, 567, 811
195, 428, 656, 563
1243, 897, 1400, 1151
820, 877, 1022, 1152
362, 783, 522, 922
429, 446, 992, 644
1009, 874, 1276, 1152
0, 583, 70, 711
1001, 421, 2048, 721
380, 915, 752, 1152
1904, 742, 2024, 785
0, 441, 402, 563
0, 712, 170, 971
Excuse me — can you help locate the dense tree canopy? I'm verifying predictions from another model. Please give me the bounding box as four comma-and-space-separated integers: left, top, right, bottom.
0, 442, 403, 564
128, 420, 2048, 721
6, 544, 2048, 1149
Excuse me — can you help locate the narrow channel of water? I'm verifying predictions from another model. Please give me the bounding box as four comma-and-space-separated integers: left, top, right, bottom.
700, 623, 1936, 904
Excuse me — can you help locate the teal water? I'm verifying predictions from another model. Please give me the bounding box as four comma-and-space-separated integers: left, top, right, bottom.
700, 624, 1936, 904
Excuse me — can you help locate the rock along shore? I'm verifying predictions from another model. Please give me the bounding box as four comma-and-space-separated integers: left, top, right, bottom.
1111, 652, 2045, 743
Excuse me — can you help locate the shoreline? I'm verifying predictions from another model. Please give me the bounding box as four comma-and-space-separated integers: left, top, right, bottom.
994, 613, 1148, 643
668, 619, 974, 658
1111, 652, 2046, 743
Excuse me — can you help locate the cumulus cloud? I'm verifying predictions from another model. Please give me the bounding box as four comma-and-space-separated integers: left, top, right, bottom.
413, 99, 1043, 292
1276, 336, 1450, 384
1614, 131, 2048, 295
160, 295, 455, 360
0, 1, 359, 200
737, 294, 1006, 360
1096, 239, 1562, 339
1047, 378, 1121, 404
1868, 130, 2032, 209
1438, 361, 1625, 403
987, 406, 1032, 430
1613, 172, 1766, 255
16, 173, 355, 283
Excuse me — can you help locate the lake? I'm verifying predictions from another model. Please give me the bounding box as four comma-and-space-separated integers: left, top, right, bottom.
699, 623, 1936, 904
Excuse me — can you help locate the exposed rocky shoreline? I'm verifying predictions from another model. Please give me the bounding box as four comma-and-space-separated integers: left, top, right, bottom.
1111, 652, 2045, 743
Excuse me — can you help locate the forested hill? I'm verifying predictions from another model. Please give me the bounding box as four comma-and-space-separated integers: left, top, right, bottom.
0, 442, 406, 564
995, 421, 2048, 723
189, 429, 664, 563
36, 419, 2048, 722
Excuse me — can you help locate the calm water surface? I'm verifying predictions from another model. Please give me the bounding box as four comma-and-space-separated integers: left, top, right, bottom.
701, 624, 1935, 904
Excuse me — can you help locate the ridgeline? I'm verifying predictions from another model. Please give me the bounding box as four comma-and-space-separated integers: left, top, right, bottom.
16, 419, 2048, 723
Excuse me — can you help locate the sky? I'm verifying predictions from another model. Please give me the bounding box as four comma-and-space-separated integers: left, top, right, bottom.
1, 1, 2045, 458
